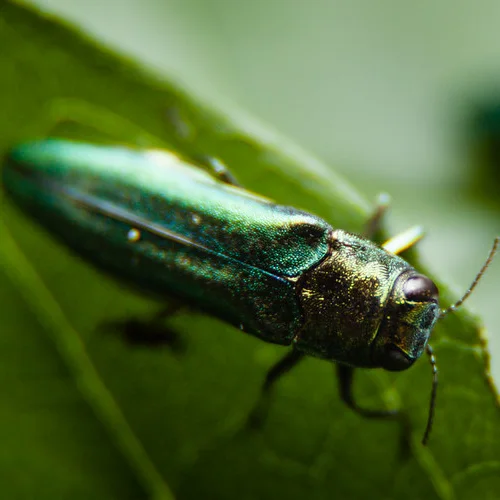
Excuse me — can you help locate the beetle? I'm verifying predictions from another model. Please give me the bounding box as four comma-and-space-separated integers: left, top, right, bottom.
2, 138, 497, 444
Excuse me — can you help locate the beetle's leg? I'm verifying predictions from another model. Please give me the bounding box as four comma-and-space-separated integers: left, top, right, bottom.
382, 225, 424, 255
337, 364, 398, 418
164, 105, 241, 186
187, 154, 241, 186
30, 98, 163, 146
365, 193, 425, 254
102, 303, 186, 353
247, 349, 305, 428
262, 349, 306, 391
338, 365, 413, 455
364, 193, 391, 240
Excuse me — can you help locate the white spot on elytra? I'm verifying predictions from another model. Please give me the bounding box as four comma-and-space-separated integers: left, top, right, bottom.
127, 228, 141, 242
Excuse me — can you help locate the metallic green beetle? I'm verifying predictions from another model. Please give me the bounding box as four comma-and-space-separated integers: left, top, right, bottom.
3, 139, 496, 444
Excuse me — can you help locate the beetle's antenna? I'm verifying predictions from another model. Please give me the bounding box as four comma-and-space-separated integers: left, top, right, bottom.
422, 344, 438, 445
440, 237, 499, 317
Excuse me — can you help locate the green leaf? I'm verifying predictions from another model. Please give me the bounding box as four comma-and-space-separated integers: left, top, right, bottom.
0, 2, 498, 499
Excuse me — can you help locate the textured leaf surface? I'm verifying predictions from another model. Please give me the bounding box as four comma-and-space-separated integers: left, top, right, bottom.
0, 2, 498, 499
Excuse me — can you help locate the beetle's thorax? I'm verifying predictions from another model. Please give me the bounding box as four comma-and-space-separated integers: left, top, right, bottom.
294, 229, 412, 366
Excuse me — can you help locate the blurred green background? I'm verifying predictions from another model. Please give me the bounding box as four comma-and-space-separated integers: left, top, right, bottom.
25, 0, 500, 381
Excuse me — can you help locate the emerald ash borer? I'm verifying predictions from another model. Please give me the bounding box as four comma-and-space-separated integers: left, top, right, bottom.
3, 139, 498, 444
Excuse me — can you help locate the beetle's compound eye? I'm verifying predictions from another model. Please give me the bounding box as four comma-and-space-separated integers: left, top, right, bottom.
403, 274, 439, 303
381, 344, 414, 372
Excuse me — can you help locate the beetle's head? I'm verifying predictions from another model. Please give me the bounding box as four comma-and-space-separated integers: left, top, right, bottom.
372, 270, 440, 371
